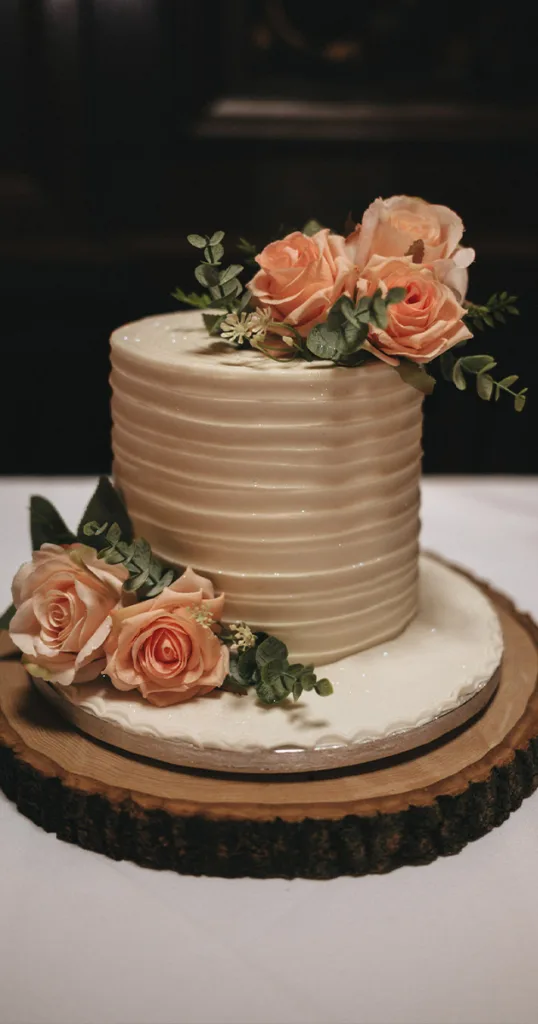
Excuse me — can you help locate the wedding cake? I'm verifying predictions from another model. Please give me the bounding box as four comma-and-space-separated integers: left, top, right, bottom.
110, 310, 422, 666
4, 195, 521, 753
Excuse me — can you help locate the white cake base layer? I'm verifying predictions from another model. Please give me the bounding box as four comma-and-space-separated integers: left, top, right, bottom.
35, 556, 503, 774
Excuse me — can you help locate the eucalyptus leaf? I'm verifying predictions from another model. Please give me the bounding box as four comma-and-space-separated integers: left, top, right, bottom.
476, 373, 494, 401
298, 670, 316, 691
343, 321, 363, 347
499, 375, 519, 389
238, 645, 258, 681
515, 394, 526, 412
371, 293, 388, 330
339, 297, 358, 326
203, 312, 226, 335
195, 264, 220, 288
395, 361, 436, 395
204, 242, 224, 264
106, 522, 122, 547
306, 321, 363, 362
220, 277, 242, 298
452, 359, 467, 391
133, 537, 152, 567
439, 351, 455, 383
460, 355, 497, 374
261, 659, 286, 685
237, 289, 252, 313
187, 234, 206, 249
315, 678, 334, 697
124, 566, 151, 592
385, 286, 406, 305
219, 264, 244, 285
256, 636, 288, 669
145, 569, 175, 597
256, 679, 288, 704
210, 230, 225, 245
303, 218, 324, 237
171, 287, 211, 309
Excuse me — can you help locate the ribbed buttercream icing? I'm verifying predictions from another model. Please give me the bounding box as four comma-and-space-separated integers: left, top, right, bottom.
110, 310, 423, 665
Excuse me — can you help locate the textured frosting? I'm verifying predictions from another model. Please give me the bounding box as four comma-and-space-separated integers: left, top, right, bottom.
110, 310, 423, 664
45, 557, 504, 755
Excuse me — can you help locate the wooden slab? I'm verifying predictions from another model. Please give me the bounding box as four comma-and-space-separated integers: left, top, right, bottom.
1, 568, 538, 878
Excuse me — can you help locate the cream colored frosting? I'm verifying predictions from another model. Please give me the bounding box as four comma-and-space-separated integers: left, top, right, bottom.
110, 310, 423, 664
41, 557, 503, 766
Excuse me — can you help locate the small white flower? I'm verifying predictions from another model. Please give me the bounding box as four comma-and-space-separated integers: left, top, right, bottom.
185, 604, 214, 628
248, 307, 272, 338
220, 308, 274, 347
220, 312, 253, 345
228, 622, 256, 651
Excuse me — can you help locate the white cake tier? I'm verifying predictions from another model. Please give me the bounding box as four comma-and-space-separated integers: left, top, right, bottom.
37, 558, 504, 773
110, 310, 423, 664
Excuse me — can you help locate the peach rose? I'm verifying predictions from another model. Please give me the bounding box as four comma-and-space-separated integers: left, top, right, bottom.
248, 228, 357, 337
104, 567, 229, 706
360, 255, 473, 365
9, 543, 129, 686
346, 195, 475, 273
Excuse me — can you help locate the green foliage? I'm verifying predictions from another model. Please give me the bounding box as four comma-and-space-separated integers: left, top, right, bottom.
305, 289, 405, 365
0, 602, 15, 631
202, 312, 227, 336
173, 231, 246, 315
223, 629, 333, 705
171, 287, 211, 309
440, 351, 527, 412
303, 218, 324, 236
395, 360, 436, 395
82, 521, 178, 598
236, 236, 258, 268
77, 476, 133, 546
464, 292, 519, 332
30, 496, 77, 550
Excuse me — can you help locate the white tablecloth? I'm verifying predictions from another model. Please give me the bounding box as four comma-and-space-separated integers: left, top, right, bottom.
1, 477, 538, 1024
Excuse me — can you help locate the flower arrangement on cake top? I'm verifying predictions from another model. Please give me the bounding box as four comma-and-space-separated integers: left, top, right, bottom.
173, 194, 525, 410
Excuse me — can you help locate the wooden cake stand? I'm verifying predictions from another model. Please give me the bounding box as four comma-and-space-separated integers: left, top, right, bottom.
1, 567, 537, 879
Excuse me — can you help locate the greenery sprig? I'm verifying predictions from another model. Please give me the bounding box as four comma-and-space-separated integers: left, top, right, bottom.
173, 231, 252, 338
440, 352, 527, 412
221, 627, 333, 705
82, 521, 177, 597
464, 292, 519, 332
304, 288, 405, 364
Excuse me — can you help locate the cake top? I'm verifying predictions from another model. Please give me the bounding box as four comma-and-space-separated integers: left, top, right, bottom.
111, 309, 325, 375
110, 309, 399, 394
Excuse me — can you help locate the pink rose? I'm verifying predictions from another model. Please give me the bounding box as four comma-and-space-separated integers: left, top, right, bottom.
249, 229, 357, 337
360, 255, 473, 365
346, 195, 475, 272
9, 543, 128, 686
104, 567, 229, 706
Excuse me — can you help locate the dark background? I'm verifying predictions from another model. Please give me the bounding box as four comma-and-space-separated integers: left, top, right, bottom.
1, 0, 537, 475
